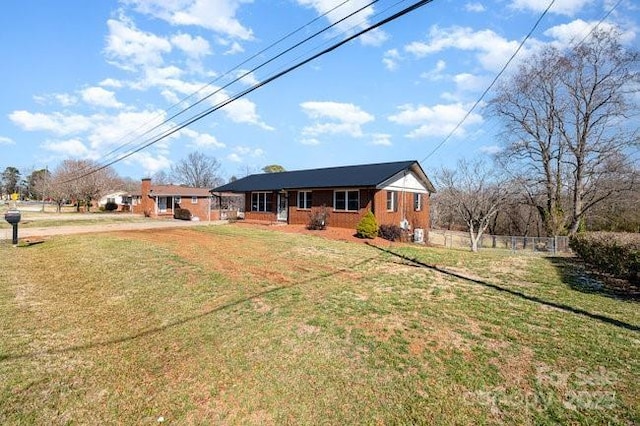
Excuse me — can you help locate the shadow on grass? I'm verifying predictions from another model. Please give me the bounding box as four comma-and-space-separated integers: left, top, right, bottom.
0, 256, 379, 362
367, 243, 640, 333
546, 256, 639, 301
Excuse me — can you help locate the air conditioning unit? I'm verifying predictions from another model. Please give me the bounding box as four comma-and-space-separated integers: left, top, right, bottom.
413, 228, 424, 244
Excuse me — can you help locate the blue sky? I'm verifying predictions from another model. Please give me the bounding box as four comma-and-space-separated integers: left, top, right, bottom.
1, 0, 638, 181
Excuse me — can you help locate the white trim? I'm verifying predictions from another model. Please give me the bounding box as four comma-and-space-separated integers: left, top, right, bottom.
333, 189, 359, 212
297, 191, 312, 210
386, 190, 396, 212
378, 171, 430, 194
251, 191, 272, 212
191, 196, 197, 204
414, 193, 422, 211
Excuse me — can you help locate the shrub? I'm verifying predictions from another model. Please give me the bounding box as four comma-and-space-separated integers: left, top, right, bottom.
356, 211, 378, 239
569, 232, 640, 284
174, 208, 192, 220
378, 224, 404, 241
105, 202, 118, 212
307, 206, 329, 230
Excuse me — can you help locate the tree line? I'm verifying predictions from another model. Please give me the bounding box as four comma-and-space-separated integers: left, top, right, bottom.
1, 152, 226, 212
433, 30, 639, 249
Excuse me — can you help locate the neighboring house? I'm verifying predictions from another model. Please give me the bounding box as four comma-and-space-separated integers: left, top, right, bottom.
211, 160, 436, 232
97, 191, 130, 211
131, 178, 214, 220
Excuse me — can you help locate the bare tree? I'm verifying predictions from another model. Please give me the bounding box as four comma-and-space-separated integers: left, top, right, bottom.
48, 160, 120, 212
491, 29, 640, 235
170, 151, 224, 188
151, 170, 171, 185
435, 159, 509, 252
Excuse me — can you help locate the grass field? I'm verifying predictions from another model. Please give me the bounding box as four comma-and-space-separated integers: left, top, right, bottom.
0, 209, 152, 230
1, 224, 638, 424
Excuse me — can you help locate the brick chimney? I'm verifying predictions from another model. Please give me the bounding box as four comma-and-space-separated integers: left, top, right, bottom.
141, 178, 153, 217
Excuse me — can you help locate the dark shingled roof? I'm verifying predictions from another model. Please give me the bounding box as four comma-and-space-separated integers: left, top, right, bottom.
212, 160, 435, 193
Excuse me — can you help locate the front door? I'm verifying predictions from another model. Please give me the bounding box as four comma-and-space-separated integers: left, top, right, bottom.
158, 197, 167, 213
277, 193, 288, 221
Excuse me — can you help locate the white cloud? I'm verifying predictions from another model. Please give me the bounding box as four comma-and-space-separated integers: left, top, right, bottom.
300, 101, 374, 138
180, 128, 226, 148
296, 0, 387, 46
0, 136, 15, 145
234, 145, 264, 156
359, 28, 388, 47
420, 59, 447, 81
216, 96, 274, 130
405, 25, 522, 72
99, 78, 124, 88
544, 19, 636, 47
128, 151, 171, 174
80, 87, 124, 109
510, 0, 592, 16
171, 33, 211, 58
223, 41, 244, 55
453, 73, 490, 93
235, 69, 259, 86
370, 133, 392, 146
299, 138, 320, 146
124, 0, 254, 40
86, 110, 169, 150
226, 146, 263, 163
41, 138, 92, 158
33, 93, 78, 107
464, 2, 485, 12
9, 110, 93, 135
105, 16, 172, 71
227, 153, 242, 162
383, 49, 401, 71
10, 108, 173, 159
479, 144, 502, 154
388, 103, 484, 138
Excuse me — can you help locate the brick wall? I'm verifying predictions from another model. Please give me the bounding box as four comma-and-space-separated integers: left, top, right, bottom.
373, 190, 430, 231
241, 188, 431, 234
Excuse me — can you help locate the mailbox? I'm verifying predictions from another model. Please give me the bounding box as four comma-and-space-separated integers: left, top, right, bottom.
5, 209, 21, 225
4, 209, 21, 245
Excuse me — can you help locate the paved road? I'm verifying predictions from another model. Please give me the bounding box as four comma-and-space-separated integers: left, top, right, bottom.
1, 218, 227, 241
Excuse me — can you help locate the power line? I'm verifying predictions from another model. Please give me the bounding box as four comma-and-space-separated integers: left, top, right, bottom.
70, 0, 361, 177
420, 0, 627, 165
66, 0, 436, 182
420, 0, 556, 164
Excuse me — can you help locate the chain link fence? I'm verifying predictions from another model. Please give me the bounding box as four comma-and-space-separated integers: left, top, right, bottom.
428, 230, 571, 254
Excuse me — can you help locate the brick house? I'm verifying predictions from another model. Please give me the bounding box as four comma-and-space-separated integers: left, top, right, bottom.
211, 160, 436, 233
131, 178, 214, 220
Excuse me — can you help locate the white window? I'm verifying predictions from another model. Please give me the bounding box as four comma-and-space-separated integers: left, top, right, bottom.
386, 191, 397, 212
297, 191, 312, 209
191, 196, 198, 204
414, 193, 422, 211
334, 190, 359, 212
251, 192, 272, 212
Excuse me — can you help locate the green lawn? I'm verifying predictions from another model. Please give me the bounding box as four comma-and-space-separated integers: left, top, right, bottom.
1, 225, 638, 424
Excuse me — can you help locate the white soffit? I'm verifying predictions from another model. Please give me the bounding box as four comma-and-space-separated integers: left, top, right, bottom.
378, 171, 429, 193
